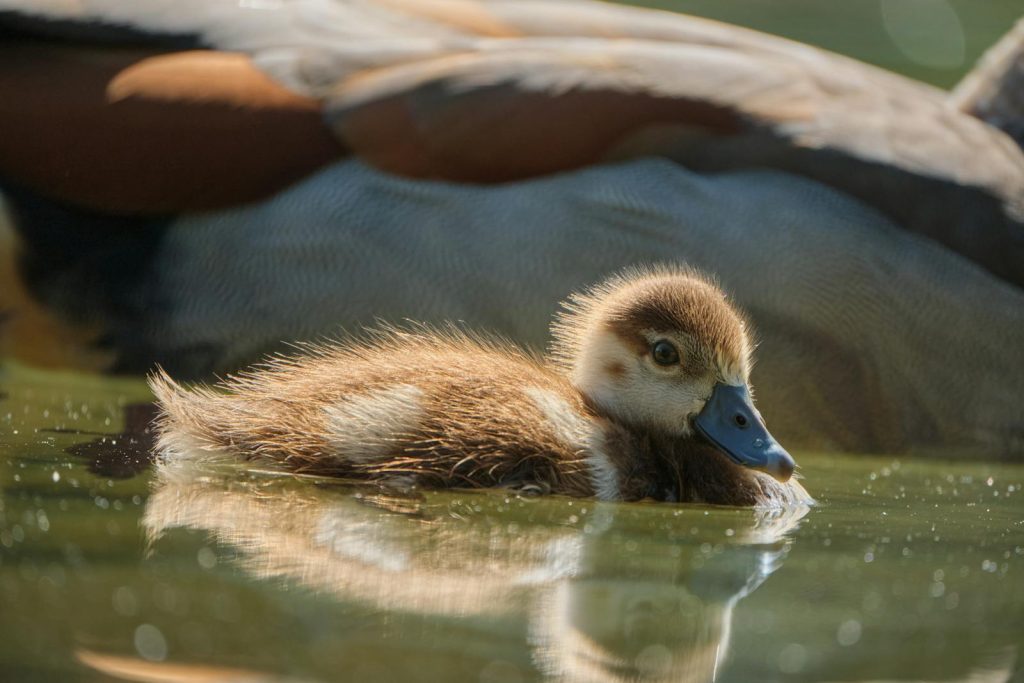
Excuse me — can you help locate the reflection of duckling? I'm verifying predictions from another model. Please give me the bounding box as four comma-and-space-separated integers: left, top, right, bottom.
530, 505, 804, 683
150, 267, 810, 506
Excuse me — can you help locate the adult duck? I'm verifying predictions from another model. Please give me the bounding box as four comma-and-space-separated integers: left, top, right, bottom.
0, 1, 1022, 458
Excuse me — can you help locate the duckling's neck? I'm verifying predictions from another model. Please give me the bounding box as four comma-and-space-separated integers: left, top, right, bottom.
597, 425, 767, 505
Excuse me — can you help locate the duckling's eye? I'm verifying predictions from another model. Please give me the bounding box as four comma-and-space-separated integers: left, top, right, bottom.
651, 340, 680, 366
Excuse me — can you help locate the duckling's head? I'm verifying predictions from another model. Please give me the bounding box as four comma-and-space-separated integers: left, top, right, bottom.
551, 265, 795, 482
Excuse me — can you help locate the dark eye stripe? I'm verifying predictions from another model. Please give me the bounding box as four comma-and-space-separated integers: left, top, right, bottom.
652, 340, 680, 366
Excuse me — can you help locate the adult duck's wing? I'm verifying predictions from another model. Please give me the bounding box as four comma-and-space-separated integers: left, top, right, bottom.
0, 44, 346, 215
5, 0, 1021, 285
308, 9, 1024, 287
0, 9, 346, 214
11, 0, 1018, 190
2, 0, 1023, 284
0, 0, 598, 213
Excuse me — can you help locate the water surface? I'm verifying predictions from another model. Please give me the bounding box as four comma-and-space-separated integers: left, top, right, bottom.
2, 363, 1022, 682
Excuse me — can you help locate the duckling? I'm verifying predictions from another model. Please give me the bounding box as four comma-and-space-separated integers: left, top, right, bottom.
149, 266, 810, 507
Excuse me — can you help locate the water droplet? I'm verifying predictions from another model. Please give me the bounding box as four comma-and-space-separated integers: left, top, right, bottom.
113, 586, 139, 617
778, 643, 807, 674
836, 619, 862, 647
134, 624, 167, 662
197, 547, 217, 570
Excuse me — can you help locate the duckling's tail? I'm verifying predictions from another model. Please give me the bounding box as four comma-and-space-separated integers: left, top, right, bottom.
148, 367, 235, 470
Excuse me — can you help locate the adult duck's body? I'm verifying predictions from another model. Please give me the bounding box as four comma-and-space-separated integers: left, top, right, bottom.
0, 1, 1022, 458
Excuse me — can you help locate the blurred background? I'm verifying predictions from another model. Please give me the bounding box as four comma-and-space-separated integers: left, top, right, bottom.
626, 0, 1021, 87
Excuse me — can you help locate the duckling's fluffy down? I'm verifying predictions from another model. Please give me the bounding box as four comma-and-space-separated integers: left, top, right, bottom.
150, 325, 809, 506
150, 327, 598, 495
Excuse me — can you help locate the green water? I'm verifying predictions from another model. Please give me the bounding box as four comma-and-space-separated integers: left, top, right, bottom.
2, 361, 1023, 682
3, 2, 1024, 680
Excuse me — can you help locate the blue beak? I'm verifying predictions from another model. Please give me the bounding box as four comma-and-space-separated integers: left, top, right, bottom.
693, 384, 796, 482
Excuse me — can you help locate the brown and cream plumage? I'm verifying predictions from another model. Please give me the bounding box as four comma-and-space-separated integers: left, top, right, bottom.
150, 267, 810, 507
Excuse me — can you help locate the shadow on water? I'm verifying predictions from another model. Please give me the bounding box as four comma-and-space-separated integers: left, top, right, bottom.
56, 403, 158, 479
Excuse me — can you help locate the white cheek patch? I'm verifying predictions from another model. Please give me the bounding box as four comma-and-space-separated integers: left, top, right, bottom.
324, 384, 425, 462
571, 329, 710, 439
525, 386, 620, 500
570, 329, 634, 405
